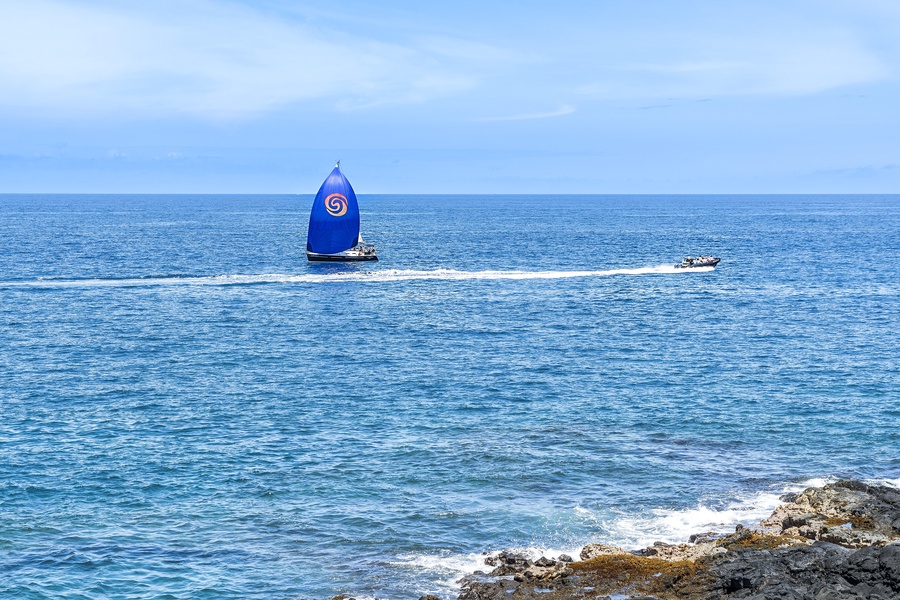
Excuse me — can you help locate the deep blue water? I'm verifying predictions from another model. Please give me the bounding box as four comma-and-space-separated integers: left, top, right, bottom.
1, 194, 899, 599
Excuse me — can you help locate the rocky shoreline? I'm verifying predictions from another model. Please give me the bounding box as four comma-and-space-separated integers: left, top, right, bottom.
455, 480, 900, 600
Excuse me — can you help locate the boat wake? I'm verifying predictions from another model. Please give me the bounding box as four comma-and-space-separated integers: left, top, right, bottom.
4, 265, 713, 288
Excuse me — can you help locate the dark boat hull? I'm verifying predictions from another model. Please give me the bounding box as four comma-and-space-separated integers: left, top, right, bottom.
307, 252, 378, 262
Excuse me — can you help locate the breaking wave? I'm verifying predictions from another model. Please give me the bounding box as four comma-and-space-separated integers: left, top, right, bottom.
393, 546, 582, 598
586, 478, 835, 550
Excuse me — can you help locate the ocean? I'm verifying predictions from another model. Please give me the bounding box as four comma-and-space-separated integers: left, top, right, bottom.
1, 194, 898, 599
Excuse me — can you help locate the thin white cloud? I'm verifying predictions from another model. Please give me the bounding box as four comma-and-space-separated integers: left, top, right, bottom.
575, 25, 891, 100
479, 105, 575, 122
414, 35, 526, 63
627, 61, 744, 75
0, 0, 506, 118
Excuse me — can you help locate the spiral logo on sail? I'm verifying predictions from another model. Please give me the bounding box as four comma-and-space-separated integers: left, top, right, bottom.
324, 193, 348, 217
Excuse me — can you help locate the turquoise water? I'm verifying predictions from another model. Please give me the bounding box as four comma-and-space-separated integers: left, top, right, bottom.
1, 194, 899, 599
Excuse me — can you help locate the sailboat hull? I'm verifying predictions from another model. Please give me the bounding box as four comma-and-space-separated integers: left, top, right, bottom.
306, 251, 378, 262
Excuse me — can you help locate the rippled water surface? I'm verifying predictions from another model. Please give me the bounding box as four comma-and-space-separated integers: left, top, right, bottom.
1, 194, 899, 599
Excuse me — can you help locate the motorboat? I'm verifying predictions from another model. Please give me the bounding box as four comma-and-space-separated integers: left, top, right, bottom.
675, 256, 720, 268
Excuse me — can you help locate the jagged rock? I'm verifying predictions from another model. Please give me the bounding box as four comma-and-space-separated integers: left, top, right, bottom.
419, 596, 442, 600
638, 539, 727, 562
579, 543, 629, 560
534, 556, 555, 567
689, 531, 721, 544
557, 554, 573, 562
483, 550, 534, 575
760, 480, 900, 548
499, 550, 531, 566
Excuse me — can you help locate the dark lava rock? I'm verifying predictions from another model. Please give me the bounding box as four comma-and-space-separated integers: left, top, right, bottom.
841, 543, 900, 590
688, 532, 721, 544
485, 550, 534, 575
705, 541, 900, 599
500, 550, 531, 566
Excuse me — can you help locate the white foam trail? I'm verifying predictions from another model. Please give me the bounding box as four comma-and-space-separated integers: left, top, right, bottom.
4, 265, 712, 288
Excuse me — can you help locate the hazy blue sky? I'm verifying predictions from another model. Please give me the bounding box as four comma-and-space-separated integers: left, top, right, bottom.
1, 0, 898, 193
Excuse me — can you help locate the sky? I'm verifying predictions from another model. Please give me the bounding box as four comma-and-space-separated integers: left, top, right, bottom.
0, 0, 898, 193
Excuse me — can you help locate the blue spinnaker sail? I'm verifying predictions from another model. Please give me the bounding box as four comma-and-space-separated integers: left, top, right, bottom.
307, 165, 361, 254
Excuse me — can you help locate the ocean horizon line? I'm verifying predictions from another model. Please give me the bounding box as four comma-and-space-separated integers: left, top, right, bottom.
2, 191, 899, 197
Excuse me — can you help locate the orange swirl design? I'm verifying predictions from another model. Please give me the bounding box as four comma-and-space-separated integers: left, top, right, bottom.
324, 193, 348, 217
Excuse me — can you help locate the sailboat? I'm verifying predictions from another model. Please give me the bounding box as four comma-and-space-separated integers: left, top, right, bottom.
306, 162, 377, 262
